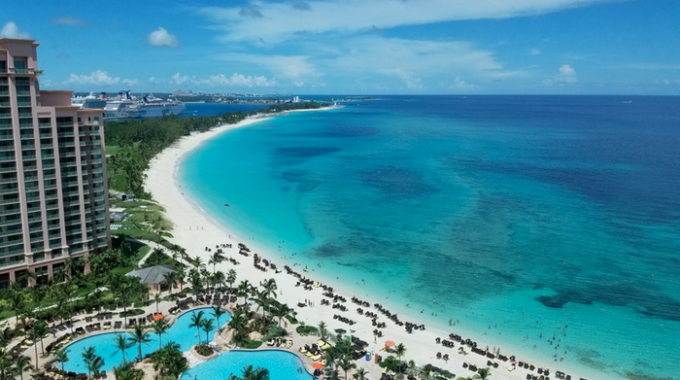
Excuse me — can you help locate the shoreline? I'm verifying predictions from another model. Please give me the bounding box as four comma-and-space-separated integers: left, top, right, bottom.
144, 109, 623, 380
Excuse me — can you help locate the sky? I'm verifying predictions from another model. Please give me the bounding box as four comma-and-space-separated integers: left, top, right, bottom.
2, 0, 680, 95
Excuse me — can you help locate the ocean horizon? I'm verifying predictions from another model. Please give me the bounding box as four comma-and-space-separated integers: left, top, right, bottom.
180, 95, 680, 380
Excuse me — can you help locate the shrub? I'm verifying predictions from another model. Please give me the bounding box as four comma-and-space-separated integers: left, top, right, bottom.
194, 344, 214, 356
296, 325, 318, 336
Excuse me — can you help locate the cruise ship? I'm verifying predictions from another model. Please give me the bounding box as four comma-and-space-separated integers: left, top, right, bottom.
102, 91, 186, 121
71, 92, 107, 109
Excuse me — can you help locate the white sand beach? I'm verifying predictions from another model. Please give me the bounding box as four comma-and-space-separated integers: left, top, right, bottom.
144, 111, 612, 380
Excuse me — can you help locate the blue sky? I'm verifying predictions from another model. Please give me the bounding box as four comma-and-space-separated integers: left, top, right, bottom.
2, 0, 679, 95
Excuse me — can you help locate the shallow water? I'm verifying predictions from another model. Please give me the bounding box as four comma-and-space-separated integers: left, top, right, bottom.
181, 96, 680, 379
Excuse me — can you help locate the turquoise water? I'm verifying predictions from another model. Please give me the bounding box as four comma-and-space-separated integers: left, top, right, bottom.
181, 350, 313, 380
63, 308, 229, 373
180, 96, 680, 380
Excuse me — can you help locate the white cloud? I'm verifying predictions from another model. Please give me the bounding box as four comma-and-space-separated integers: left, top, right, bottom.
529, 48, 541, 56
545, 64, 577, 86
559, 64, 577, 83
215, 53, 320, 81
450, 77, 478, 91
199, 0, 613, 43
0, 22, 30, 38
171, 72, 278, 88
148, 27, 179, 48
52, 17, 85, 26
209, 73, 278, 87
379, 68, 424, 90
64, 70, 137, 86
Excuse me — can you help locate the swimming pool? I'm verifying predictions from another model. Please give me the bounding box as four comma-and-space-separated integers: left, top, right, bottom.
180, 350, 313, 380
62, 307, 229, 373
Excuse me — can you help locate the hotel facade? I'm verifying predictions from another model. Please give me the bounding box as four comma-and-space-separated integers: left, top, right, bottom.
0, 38, 110, 288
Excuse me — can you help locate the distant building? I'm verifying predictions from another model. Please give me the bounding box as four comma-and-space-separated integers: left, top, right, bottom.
0, 38, 110, 288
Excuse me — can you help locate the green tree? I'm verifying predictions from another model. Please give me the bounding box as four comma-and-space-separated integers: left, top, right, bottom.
318, 321, 329, 340
152, 318, 170, 350
0, 349, 13, 380
113, 333, 131, 364
188, 310, 205, 346
337, 355, 356, 380
148, 341, 188, 380
211, 306, 227, 332
54, 348, 70, 372
209, 249, 225, 275
113, 361, 144, 380
13, 355, 33, 380
127, 324, 151, 361
474, 367, 492, 380
201, 318, 215, 343
82, 346, 104, 379
395, 343, 407, 362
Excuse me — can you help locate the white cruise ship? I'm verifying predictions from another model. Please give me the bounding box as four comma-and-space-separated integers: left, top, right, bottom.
103, 91, 186, 121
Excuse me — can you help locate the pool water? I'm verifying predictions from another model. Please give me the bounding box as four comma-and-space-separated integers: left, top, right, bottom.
181, 350, 314, 380
63, 307, 229, 373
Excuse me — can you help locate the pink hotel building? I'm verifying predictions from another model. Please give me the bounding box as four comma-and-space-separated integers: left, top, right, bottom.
0, 38, 110, 287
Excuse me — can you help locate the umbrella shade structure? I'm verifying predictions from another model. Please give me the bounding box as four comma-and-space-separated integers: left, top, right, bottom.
385, 340, 396, 347
335, 328, 346, 334
153, 314, 164, 320
312, 362, 324, 369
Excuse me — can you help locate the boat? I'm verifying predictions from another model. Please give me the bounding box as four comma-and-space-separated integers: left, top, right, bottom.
137, 94, 186, 118
104, 92, 142, 121
103, 91, 185, 121
71, 92, 107, 109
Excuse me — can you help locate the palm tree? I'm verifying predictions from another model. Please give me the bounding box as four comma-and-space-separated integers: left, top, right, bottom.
260, 278, 277, 326
237, 279, 251, 304
113, 333, 131, 364
54, 348, 70, 371
226, 309, 249, 346
226, 269, 237, 298
209, 249, 225, 275
152, 318, 170, 350
0, 327, 14, 347
318, 321, 328, 340
0, 349, 13, 380
213, 270, 226, 295
188, 310, 205, 346
395, 343, 406, 361
201, 318, 215, 343
211, 306, 228, 331
29, 323, 43, 367
337, 355, 356, 380
240, 365, 270, 380
81, 346, 97, 379
113, 361, 144, 380
271, 303, 292, 328
163, 271, 178, 295
192, 255, 204, 269
474, 367, 492, 380
127, 324, 151, 361
13, 355, 32, 380
154, 292, 162, 314
355, 367, 368, 380
177, 266, 186, 292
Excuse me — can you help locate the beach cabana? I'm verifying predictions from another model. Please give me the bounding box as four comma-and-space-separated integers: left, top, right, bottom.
126, 265, 177, 292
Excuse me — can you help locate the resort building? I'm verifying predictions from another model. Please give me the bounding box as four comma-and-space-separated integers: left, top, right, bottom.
0, 38, 110, 288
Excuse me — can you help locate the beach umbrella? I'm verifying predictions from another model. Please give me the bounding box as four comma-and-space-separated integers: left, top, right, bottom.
153, 314, 164, 320
384, 340, 395, 347
312, 362, 324, 369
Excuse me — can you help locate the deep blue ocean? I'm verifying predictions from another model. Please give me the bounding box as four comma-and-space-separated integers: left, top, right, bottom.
180, 96, 680, 380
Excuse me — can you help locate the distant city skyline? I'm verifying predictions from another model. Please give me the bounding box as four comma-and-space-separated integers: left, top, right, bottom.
3, 0, 679, 95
